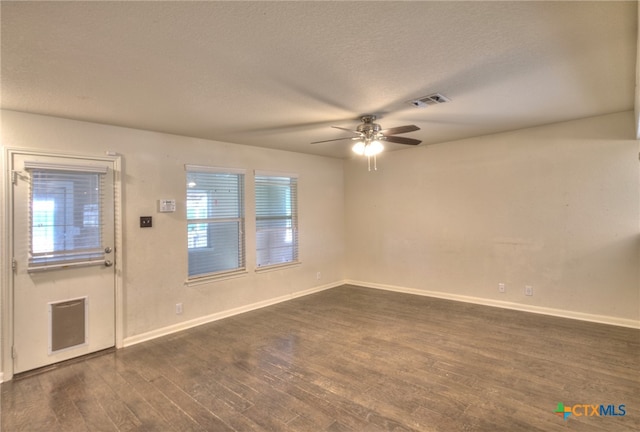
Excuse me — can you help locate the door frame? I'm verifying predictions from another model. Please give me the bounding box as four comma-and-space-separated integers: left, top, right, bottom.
1, 147, 124, 381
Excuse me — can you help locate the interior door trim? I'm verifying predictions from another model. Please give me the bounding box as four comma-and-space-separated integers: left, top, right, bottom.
1, 147, 123, 382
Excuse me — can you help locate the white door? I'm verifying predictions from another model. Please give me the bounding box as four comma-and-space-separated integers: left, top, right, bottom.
11, 153, 116, 374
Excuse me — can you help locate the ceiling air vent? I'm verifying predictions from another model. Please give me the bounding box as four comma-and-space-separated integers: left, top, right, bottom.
407, 93, 451, 108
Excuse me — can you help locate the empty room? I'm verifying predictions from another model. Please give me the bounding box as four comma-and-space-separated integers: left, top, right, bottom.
1, 1, 639, 431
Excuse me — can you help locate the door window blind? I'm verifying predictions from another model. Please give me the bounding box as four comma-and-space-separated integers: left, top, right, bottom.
186, 166, 245, 278
27, 167, 105, 269
255, 174, 298, 268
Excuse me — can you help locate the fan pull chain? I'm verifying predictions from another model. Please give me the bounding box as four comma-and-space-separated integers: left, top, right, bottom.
366, 155, 378, 171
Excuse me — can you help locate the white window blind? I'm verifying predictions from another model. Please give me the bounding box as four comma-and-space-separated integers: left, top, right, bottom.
27, 167, 105, 269
255, 173, 298, 268
186, 167, 245, 278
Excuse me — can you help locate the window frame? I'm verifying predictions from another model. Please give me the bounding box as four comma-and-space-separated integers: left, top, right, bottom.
185, 165, 247, 283
254, 170, 299, 271
25, 162, 107, 271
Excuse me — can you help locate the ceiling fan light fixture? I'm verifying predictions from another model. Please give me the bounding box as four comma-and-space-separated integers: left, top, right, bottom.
365, 140, 384, 156
352, 140, 384, 156
352, 141, 366, 155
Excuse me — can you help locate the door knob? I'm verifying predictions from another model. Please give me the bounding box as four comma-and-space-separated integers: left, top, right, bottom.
104, 260, 113, 267
104, 246, 113, 254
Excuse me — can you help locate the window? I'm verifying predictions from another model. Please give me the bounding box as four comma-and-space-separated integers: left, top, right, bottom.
186, 165, 245, 279
255, 172, 298, 268
26, 163, 106, 269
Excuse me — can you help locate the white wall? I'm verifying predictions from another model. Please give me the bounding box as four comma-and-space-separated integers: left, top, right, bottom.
0, 110, 345, 356
345, 111, 639, 326
634, 4, 640, 139
2, 109, 638, 380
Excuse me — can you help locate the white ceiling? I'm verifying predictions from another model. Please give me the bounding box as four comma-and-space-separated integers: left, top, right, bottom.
1, 1, 637, 159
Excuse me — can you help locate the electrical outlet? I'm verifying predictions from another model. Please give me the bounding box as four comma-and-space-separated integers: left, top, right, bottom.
525, 285, 533, 296
176, 303, 183, 314
498, 283, 506, 293
140, 216, 152, 228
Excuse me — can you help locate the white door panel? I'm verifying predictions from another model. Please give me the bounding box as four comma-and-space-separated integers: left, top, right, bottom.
11, 153, 116, 373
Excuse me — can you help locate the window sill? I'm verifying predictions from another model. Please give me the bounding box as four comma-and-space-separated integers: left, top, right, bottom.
184, 269, 248, 287
255, 261, 301, 274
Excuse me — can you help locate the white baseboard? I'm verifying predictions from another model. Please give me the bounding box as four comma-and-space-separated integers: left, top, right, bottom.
123, 278, 639, 349
123, 281, 343, 347
346, 279, 640, 330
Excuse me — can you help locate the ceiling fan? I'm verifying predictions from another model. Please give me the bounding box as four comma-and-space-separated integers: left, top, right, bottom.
311, 115, 421, 170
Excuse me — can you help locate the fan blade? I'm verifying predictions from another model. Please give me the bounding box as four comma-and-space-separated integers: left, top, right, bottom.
384, 135, 422, 146
331, 126, 361, 134
380, 125, 420, 135
310, 136, 357, 144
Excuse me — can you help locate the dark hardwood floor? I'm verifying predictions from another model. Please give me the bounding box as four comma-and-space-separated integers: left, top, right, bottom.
2, 285, 639, 431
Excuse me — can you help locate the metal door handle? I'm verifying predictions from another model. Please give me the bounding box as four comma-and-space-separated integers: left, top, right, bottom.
104, 260, 113, 267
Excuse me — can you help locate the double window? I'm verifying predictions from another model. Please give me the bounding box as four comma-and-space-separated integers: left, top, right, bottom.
185, 167, 298, 280
186, 166, 245, 279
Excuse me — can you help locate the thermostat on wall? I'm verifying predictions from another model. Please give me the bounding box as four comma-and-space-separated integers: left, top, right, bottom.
158, 199, 176, 213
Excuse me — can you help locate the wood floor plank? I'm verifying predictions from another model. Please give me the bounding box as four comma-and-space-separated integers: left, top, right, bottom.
150, 375, 236, 431
86, 355, 178, 432
75, 363, 142, 432
117, 368, 208, 432
4, 369, 65, 432
2, 285, 638, 431
37, 367, 88, 432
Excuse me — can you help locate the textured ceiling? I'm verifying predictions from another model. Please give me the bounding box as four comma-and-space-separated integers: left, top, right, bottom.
1, 1, 637, 158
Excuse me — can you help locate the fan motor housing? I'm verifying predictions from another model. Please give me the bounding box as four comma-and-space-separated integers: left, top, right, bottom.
357, 115, 381, 135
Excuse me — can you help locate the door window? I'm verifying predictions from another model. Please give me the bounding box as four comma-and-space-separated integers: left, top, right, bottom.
26, 164, 107, 269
